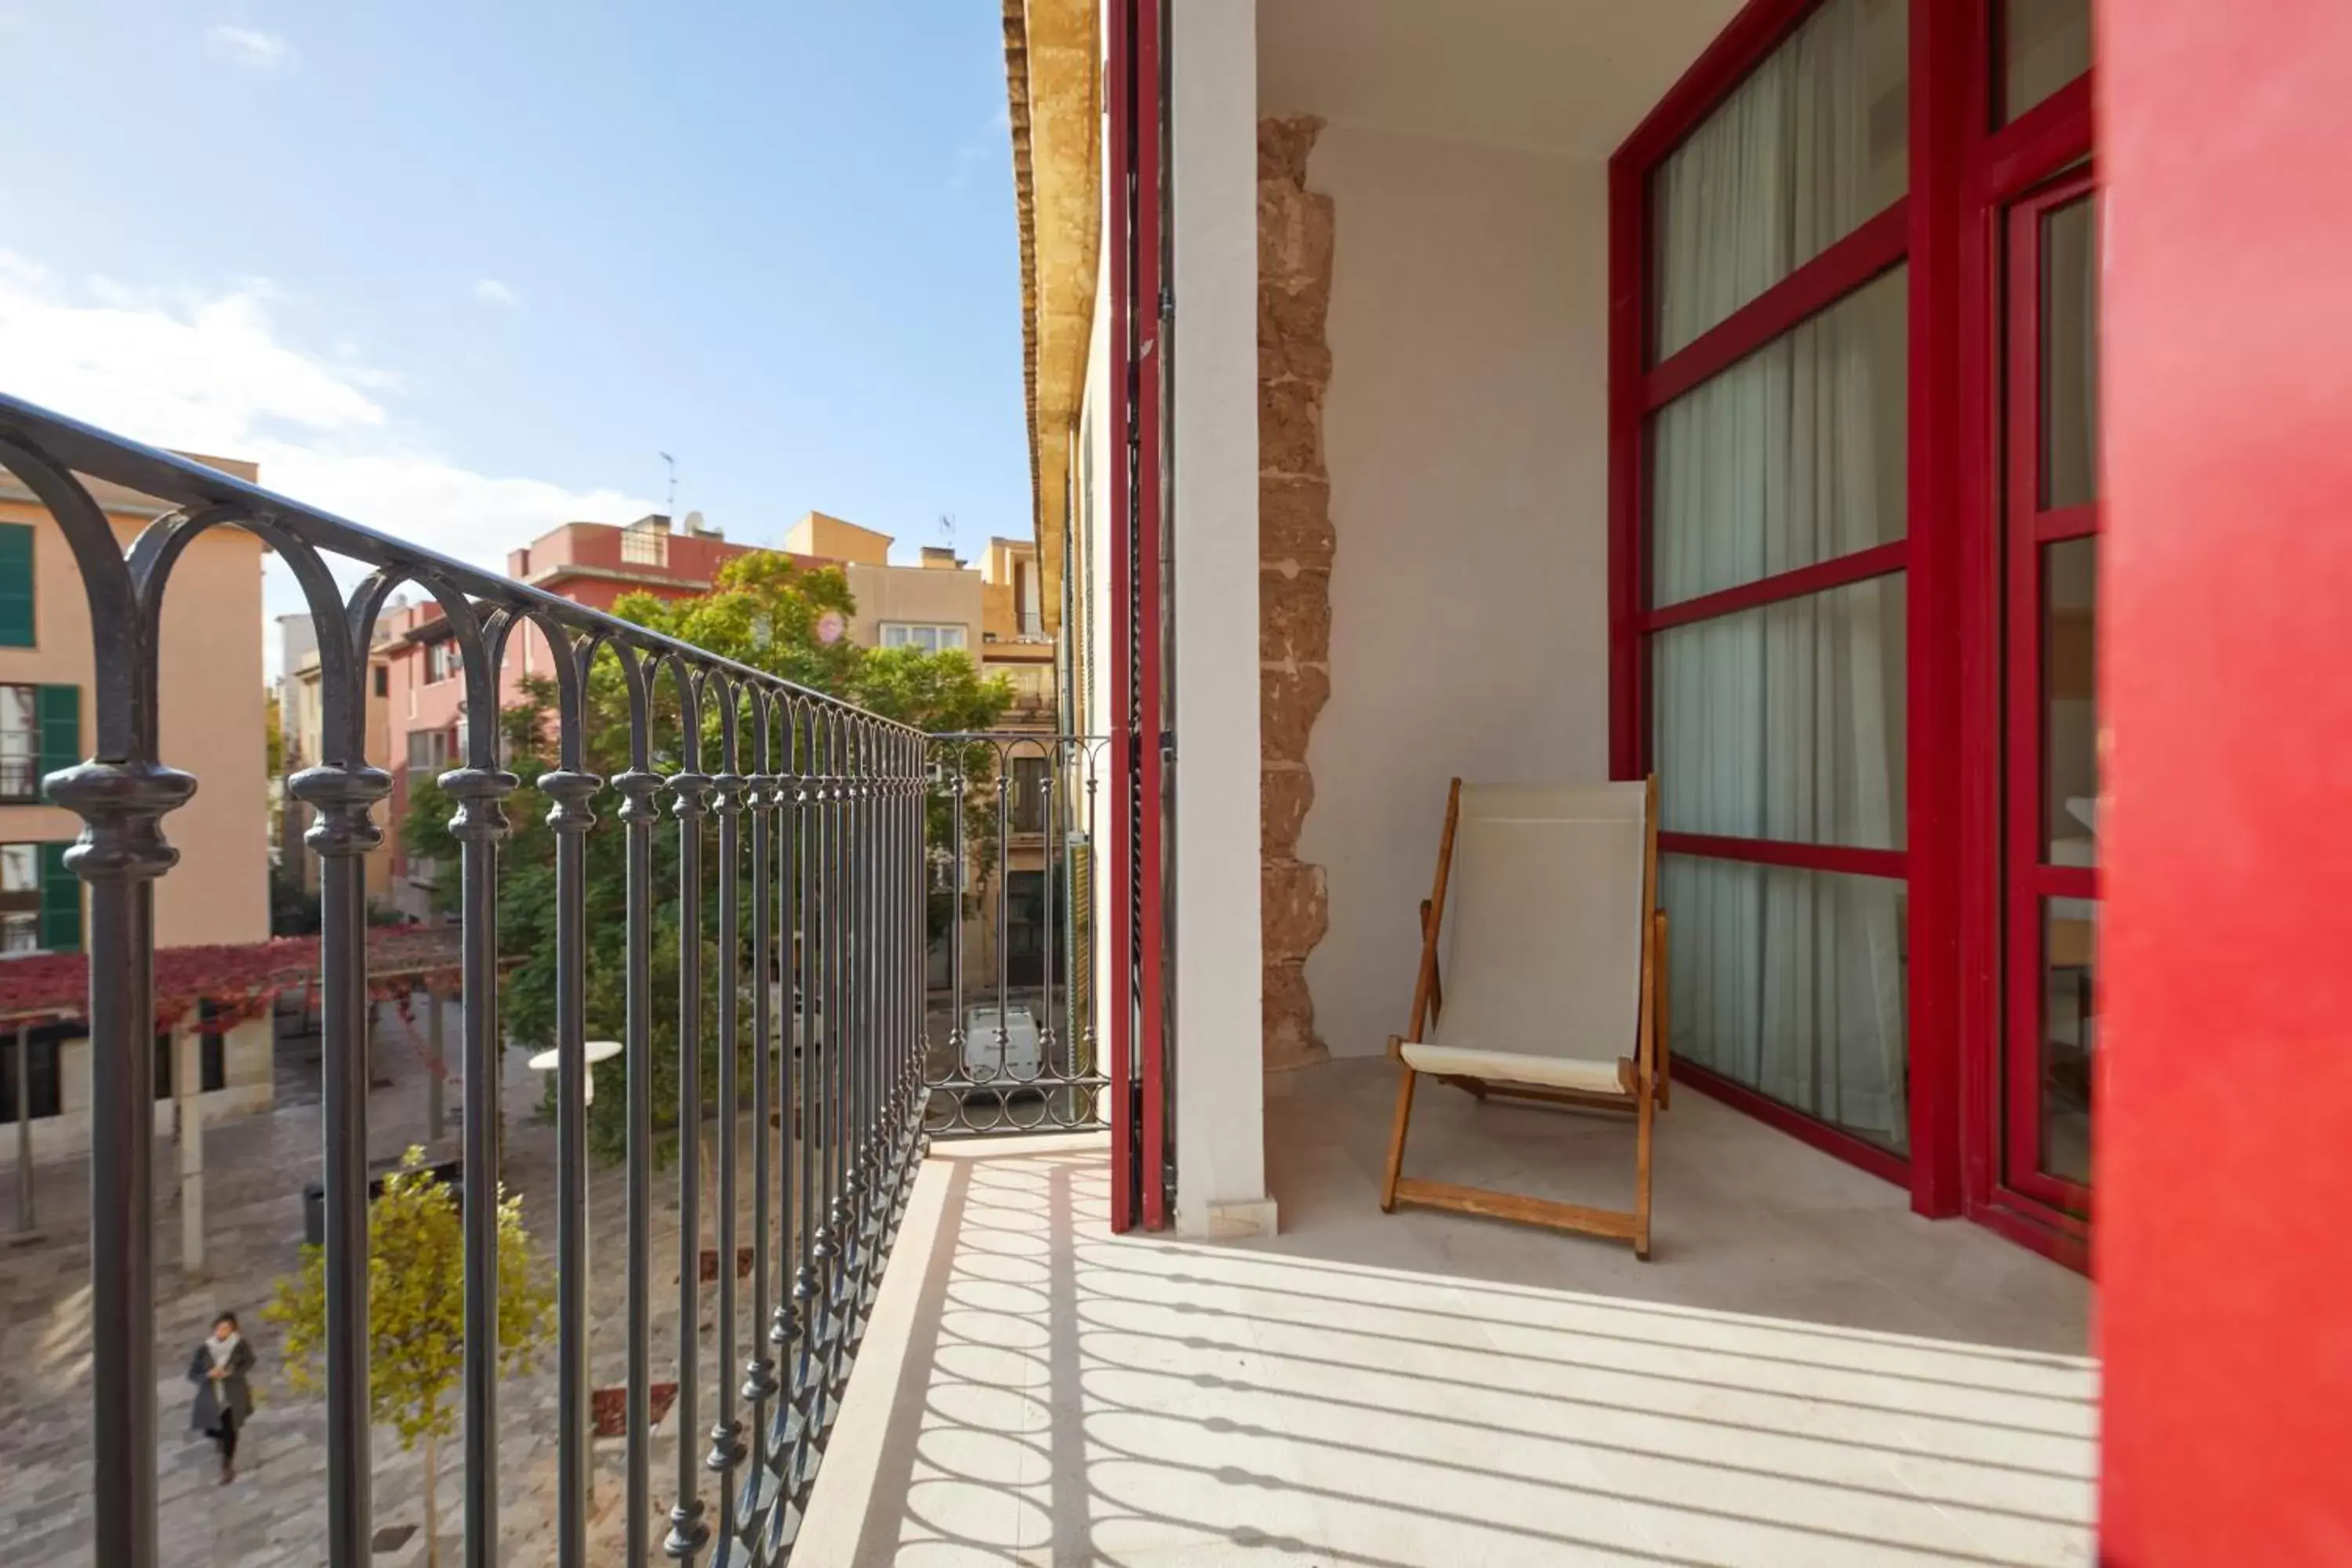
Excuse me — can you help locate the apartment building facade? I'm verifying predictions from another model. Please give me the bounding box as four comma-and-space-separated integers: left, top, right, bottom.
0, 454, 272, 1156
384, 510, 1026, 918
280, 615, 398, 906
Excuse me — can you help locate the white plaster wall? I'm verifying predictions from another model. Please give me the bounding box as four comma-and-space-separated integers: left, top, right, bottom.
1299, 125, 1613, 1058
1170, 0, 1272, 1236
1082, 223, 1116, 1131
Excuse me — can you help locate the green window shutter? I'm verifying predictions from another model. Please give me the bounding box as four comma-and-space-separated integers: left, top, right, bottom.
35, 684, 79, 800
0, 524, 31, 647
38, 843, 80, 953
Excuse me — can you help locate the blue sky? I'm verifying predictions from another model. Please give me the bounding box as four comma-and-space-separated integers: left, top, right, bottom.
0, 0, 1029, 660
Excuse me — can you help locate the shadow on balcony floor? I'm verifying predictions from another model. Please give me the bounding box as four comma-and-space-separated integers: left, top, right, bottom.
801, 1062, 2096, 1566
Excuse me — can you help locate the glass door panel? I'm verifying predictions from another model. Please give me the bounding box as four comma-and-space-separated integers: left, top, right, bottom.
2004, 172, 2100, 1219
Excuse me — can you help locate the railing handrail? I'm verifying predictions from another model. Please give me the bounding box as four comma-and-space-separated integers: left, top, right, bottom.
0, 391, 920, 739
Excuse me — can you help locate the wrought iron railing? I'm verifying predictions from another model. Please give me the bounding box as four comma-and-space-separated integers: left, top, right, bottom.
922, 733, 1110, 1137
0, 392, 933, 1567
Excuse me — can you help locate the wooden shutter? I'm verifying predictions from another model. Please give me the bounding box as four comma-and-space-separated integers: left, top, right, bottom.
35, 684, 78, 800
1065, 834, 1091, 1076
37, 842, 79, 953
0, 524, 32, 648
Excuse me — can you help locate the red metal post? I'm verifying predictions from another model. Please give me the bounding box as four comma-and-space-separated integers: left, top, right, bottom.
1900, 0, 1973, 1220
1606, 153, 1644, 784
1102, 0, 1136, 1235
1133, 0, 1168, 1232
2100, 2, 2352, 1555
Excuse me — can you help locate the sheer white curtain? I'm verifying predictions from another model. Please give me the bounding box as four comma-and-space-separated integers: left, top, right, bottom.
1647, 0, 1910, 1145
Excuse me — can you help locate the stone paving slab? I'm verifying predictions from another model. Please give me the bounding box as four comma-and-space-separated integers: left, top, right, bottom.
0, 1000, 814, 1566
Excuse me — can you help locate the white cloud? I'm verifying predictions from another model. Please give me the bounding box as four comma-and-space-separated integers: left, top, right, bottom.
472, 278, 518, 307
0, 249, 657, 644
205, 24, 292, 72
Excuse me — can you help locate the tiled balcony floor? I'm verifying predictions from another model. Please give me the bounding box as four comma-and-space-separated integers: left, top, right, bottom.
802, 1058, 2096, 1566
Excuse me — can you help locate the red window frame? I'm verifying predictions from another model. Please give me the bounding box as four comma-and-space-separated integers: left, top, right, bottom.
1610, 0, 1920, 1187
1965, 69, 2095, 1272
1610, 0, 2096, 1269
1997, 165, 2098, 1229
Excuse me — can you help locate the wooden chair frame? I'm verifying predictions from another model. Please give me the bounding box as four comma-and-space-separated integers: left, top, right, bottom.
1377, 776, 1671, 1258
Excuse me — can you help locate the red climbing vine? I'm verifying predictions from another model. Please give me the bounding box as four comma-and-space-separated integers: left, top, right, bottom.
0, 927, 463, 1033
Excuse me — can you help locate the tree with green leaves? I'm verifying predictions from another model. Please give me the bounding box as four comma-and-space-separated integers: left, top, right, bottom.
401, 550, 1012, 1162
265, 1149, 554, 1567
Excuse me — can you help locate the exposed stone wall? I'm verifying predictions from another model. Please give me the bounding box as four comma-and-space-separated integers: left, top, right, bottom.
1258, 116, 1335, 1073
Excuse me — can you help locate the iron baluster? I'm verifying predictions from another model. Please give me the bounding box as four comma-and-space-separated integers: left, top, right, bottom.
612, 734, 663, 1568
664, 692, 714, 1564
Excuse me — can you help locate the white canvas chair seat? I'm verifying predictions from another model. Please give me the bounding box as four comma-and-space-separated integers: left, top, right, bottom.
1379, 777, 1670, 1258
1396, 1043, 1626, 1097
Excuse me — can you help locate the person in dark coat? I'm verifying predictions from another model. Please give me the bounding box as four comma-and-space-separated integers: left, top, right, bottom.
187, 1311, 256, 1483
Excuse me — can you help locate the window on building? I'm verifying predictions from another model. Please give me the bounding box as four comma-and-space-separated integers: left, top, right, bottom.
0, 840, 77, 953
1634, 0, 1912, 1156
372, 665, 389, 699
0, 1027, 64, 1123
0, 523, 32, 647
426, 640, 463, 683
406, 728, 450, 773
880, 622, 968, 654
0, 682, 75, 804
1, 842, 40, 953
0, 685, 37, 803
1007, 756, 1050, 834
996, 665, 1054, 711
622, 524, 669, 567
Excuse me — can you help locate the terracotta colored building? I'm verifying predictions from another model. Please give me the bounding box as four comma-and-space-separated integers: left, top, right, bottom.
384, 511, 1010, 917
0, 453, 272, 1156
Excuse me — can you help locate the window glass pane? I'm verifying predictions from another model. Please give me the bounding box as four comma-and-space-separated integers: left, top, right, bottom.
0, 687, 32, 801
1652, 575, 1908, 850
2038, 896, 2096, 1189
0, 913, 37, 957
2043, 536, 2099, 864
1, 845, 35, 892
2004, 0, 2092, 123
1661, 855, 1910, 1152
1653, 0, 1909, 358
1652, 268, 1908, 608
2040, 194, 2099, 510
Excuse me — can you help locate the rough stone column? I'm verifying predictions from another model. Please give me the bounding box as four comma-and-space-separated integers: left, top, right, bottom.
1258, 115, 1335, 1073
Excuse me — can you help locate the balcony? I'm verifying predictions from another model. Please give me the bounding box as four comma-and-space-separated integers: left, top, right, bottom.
2, 389, 2087, 1568
0, 391, 1106, 1567
800, 1065, 2093, 1565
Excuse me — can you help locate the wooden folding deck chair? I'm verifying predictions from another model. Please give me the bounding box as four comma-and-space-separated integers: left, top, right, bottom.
1378, 778, 1670, 1258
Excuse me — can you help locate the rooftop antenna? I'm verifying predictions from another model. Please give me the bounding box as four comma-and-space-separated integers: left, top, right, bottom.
659, 452, 677, 519
939, 512, 956, 555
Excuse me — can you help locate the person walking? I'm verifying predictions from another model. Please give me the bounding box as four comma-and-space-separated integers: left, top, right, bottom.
187, 1311, 255, 1484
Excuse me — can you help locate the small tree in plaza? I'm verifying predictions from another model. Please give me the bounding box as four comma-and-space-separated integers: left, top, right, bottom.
266, 1148, 554, 1566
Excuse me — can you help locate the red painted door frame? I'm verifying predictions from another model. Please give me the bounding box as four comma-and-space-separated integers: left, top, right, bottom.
1608, 0, 2098, 1267
1105, 0, 1169, 1234
1998, 166, 2099, 1229
2100, 2, 2352, 1556
1962, 74, 2096, 1269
